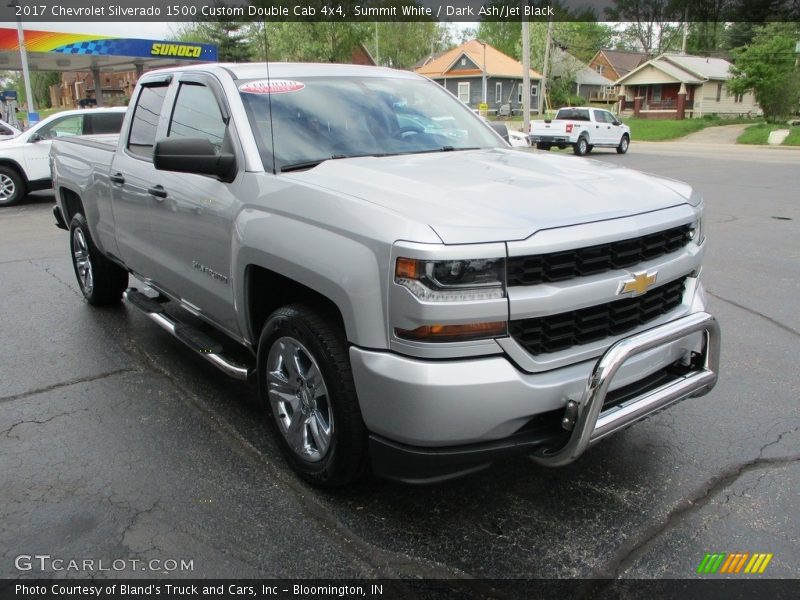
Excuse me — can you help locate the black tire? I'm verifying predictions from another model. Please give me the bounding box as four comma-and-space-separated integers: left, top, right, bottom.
617, 134, 630, 154
573, 136, 589, 156
536, 143, 551, 151
258, 304, 368, 486
69, 213, 128, 305
0, 165, 25, 207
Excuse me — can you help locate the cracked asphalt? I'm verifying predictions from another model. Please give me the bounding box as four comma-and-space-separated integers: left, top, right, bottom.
1, 145, 798, 582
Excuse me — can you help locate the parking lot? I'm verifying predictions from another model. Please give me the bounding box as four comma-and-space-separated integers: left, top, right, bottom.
1, 143, 798, 581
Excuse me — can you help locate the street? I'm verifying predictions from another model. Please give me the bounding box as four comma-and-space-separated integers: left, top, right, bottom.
1, 143, 798, 581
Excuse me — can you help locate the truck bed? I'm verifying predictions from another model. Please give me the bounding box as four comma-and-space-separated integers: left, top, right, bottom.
54, 133, 120, 152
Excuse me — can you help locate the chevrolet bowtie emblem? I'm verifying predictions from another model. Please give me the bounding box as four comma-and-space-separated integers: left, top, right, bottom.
619, 271, 658, 296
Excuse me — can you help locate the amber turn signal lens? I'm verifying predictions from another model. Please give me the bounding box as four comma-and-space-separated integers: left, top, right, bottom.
395, 257, 420, 280
395, 321, 507, 342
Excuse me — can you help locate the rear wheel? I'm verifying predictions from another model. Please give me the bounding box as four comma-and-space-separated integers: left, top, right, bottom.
573, 136, 589, 156
617, 134, 630, 154
0, 166, 25, 207
69, 213, 128, 305
258, 304, 368, 486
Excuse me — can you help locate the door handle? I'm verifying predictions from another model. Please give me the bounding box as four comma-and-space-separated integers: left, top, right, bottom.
110, 173, 125, 185
148, 185, 167, 200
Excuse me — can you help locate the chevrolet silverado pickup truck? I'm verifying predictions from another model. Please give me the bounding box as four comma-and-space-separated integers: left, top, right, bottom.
0, 107, 125, 206
529, 106, 631, 155
51, 63, 719, 486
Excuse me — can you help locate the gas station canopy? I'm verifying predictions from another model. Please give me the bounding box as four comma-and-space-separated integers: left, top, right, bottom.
0, 27, 218, 72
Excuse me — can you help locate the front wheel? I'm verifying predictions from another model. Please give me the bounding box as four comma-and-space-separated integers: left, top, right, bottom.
573, 136, 589, 156
617, 134, 630, 154
258, 304, 368, 486
69, 213, 128, 305
0, 166, 25, 207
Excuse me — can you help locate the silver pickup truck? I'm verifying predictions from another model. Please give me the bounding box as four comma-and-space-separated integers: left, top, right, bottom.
51, 63, 720, 486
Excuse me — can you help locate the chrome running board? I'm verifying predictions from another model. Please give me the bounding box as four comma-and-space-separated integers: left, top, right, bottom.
124, 288, 252, 381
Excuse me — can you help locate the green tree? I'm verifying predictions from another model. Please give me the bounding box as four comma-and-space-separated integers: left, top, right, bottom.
175, 20, 253, 62
728, 23, 800, 122
605, 0, 685, 56
370, 22, 450, 69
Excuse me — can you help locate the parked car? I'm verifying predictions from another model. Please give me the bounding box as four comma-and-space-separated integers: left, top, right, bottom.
0, 120, 22, 141
529, 107, 631, 156
507, 129, 530, 147
51, 64, 718, 486
0, 107, 126, 206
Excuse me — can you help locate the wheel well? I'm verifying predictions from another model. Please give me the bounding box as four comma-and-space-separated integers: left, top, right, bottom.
59, 188, 85, 223
246, 265, 347, 344
0, 160, 27, 185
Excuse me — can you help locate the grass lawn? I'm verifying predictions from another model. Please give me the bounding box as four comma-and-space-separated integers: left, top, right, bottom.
781, 127, 800, 146
736, 123, 788, 144
625, 116, 759, 141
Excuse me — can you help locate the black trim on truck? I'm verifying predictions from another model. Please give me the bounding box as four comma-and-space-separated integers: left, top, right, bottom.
53, 205, 68, 230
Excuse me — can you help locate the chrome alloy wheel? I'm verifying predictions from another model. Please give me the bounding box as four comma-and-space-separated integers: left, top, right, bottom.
267, 336, 333, 462
72, 226, 94, 295
0, 173, 16, 202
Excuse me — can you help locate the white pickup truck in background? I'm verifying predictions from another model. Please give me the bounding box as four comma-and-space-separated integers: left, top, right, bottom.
529, 107, 631, 156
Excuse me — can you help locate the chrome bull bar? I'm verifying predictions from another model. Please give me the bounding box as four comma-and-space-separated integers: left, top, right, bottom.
531, 311, 720, 467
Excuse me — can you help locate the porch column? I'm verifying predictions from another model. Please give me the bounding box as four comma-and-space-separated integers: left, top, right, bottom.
633, 96, 642, 117
618, 85, 626, 115
91, 67, 104, 106
676, 83, 687, 120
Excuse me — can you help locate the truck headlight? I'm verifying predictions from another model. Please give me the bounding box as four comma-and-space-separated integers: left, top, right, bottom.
395, 257, 505, 302
688, 213, 705, 245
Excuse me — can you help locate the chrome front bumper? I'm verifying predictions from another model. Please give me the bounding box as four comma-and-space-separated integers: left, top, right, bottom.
530, 311, 720, 466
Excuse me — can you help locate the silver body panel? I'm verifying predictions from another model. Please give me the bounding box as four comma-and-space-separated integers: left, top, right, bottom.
51, 63, 717, 455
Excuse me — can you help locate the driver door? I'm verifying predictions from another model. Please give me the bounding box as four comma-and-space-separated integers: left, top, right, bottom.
23, 113, 84, 182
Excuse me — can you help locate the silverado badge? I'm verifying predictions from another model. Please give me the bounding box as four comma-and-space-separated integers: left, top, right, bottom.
619, 271, 657, 296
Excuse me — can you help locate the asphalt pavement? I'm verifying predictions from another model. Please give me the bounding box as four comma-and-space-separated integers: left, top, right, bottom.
1, 143, 798, 583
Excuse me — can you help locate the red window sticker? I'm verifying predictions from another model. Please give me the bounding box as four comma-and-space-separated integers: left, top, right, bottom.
239, 80, 305, 94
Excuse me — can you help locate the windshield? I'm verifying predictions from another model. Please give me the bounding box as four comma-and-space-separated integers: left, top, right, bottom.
238, 76, 502, 172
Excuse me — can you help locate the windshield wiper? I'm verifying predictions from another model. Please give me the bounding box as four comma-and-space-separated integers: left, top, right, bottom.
279, 155, 348, 173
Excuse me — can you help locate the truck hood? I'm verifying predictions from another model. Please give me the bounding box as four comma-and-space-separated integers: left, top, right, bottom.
287, 148, 693, 244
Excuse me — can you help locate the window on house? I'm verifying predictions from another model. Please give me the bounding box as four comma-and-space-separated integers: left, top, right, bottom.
735, 92, 744, 103
716, 83, 722, 102
460, 58, 466, 67
652, 85, 662, 103
596, 65, 604, 75
495, 82, 502, 103
531, 84, 538, 96
457, 82, 470, 104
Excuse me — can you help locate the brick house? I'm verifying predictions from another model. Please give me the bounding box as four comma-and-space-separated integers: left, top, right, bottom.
614, 54, 761, 119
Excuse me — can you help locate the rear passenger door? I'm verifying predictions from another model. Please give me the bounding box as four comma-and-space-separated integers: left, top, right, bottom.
147, 74, 242, 336
109, 77, 171, 279
592, 109, 613, 144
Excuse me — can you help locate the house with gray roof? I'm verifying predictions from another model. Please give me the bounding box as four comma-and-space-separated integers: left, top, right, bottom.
550, 47, 615, 103
614, 54, 762, 119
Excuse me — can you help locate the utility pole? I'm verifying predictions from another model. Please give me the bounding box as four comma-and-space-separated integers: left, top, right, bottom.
681, 6, 689, 54
538, 16, 553, 116
521, 1, 530, 133
11, 0, 37, 125
374, 23, 379, 66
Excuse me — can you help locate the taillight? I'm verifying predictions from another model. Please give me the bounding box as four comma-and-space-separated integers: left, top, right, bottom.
566, 123, 574, 133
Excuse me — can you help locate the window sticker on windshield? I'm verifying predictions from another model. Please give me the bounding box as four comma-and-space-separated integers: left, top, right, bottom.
239, 80, 305, 94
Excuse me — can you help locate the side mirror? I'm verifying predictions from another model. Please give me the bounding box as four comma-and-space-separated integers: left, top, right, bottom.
488, 121, 509, 144
28, 133, 45, 143
153, 137, 236, 182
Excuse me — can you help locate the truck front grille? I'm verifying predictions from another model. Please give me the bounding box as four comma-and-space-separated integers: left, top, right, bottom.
507, 224, 692, 286
509, 277, 687, 356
